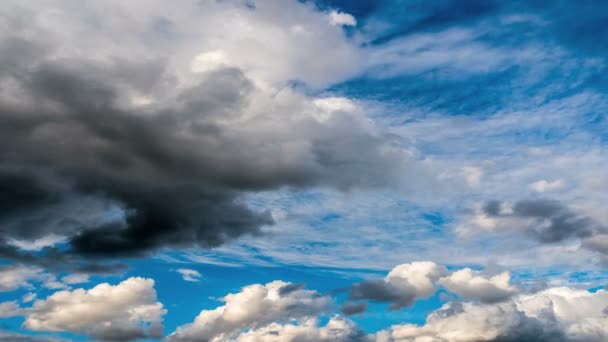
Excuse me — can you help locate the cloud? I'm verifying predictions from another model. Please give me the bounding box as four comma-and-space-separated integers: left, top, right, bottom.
329, 11, 357, 27
378, 286, 608, 342
176, 268, 202, 282
0, 301, 20, 318
0, 265, 43, 292
166, 280, 331, 341
0, 0, 411, 264
347, 261, 448, 310
23, 277, 165, 341
438, 268, 518, 303
528, 179, 565, 193
0, 331, 70, 342
340, 302, 368, 316
232, 316, 368, 342
22, 292, 36, 303
462, 199, 603, 243
60, 273, 89, 285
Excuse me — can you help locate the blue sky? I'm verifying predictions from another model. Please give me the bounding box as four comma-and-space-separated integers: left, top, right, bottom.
0, 0, 607, 341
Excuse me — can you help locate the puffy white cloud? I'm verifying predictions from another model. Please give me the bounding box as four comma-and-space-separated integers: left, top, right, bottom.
438, 268, 518, 303
176, 268, 202, 282
166, 281, 331, 341
23, 277, 165, 341
378, 286, 608, 342
234, 316, 367, 342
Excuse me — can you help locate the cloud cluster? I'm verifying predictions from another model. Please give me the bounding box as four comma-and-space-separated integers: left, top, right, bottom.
0, 0, 409, 264
163, 263, 608, 342
21, 277, 165, 341
343, 262, 518, 311
232, 316, 368, 342
348, 262, 447, 310
378, 286, 608, 342
0, 265, 88, 293
166, 280, 331, 341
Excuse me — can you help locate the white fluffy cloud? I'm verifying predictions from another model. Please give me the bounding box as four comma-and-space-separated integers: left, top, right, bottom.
23, 277, 166, 341
234, 316, 366, 342
438, 268, 518, 303
166, 281, 331, 341
378, 286, 608, 342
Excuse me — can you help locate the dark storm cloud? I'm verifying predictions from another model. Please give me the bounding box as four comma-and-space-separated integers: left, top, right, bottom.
0, 49, 275, 259
0, 27, 403, 265
482, 199, 601, 243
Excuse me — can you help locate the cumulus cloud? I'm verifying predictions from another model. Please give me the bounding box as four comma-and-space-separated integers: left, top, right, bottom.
0, 0, 412, 265
378, 286, 608, 342
438, 268, 518, 303
176, 268, 202, 282
347, 261, 448, 310
233, 316, 368, 342
166, 280, 331, 341
23, 277, 165, 341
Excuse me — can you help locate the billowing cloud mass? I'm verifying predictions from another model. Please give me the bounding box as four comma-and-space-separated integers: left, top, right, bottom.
0, 0, 408, 263
166, 281, 331, 341
378, 286, 608, 342
2, 0, 608, 341
165, 267, 608, 342
22, 277, 165, 341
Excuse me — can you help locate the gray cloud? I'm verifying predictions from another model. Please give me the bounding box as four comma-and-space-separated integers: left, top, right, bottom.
0, 10, 405, 264
340, 302, 368, 316
482, 199, 601, 243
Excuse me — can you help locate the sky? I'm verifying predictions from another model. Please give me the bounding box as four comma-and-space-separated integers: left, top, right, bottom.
0, 0, 607, 341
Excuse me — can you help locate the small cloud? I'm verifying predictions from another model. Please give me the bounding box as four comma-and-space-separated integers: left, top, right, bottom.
176, 268, 203, 282
529, 179, 564, 192
22, 292, 36, 303
61, 273, 90, 285
328, 10, 356, 26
